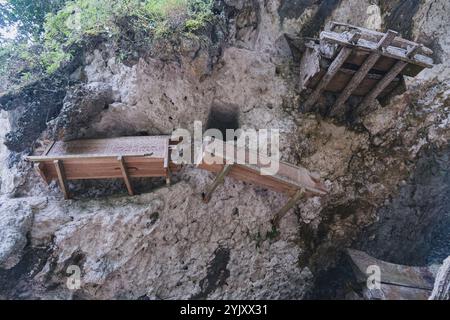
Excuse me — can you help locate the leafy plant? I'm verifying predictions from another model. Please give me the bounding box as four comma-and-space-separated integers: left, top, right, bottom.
0, 0, 215, 89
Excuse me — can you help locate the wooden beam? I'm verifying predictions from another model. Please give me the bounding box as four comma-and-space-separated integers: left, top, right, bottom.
272, 188, 305, 226
320, 31, 433, 68
35, 163, 50, 185
357, 60, 408, 112
118, 156, 134, 196
329, 21, 433, 56
202, 164, 233, 203
165, 167, 171, 186
329, 30, 397, 116
53, 160, 70, 200
302, 45, 353, 112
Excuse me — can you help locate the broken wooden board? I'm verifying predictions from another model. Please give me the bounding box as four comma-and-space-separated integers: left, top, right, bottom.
27, 136, 174, 198
196, 138, 328, 197
290, 21, 433, 116
347, 249, 437, 300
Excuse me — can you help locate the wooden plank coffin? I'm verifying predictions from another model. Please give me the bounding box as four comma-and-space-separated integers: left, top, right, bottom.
291, 21, 434, 115
196, 138, 328, 197
27, 136, 173, 198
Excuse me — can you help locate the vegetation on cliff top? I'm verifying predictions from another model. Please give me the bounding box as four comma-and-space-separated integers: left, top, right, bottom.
0, 0, 214, 91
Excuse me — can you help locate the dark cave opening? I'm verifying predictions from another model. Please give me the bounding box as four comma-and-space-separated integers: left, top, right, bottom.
205, 103, 240, 140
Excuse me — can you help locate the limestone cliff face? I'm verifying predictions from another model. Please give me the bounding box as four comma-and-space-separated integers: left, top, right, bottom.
0, 0, 449, 299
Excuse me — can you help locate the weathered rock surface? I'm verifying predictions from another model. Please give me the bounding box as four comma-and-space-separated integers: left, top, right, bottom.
0, 0, 449, 299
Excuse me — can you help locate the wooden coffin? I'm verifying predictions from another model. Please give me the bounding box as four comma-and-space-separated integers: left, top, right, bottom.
347, 249, 437, 300
196, 138, 328, 197
292, 22, 434, 115
27, 136, 174, 198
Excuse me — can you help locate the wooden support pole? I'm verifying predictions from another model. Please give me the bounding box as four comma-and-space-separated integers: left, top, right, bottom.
35, 162, 50, 185
357, 60, 408, 112
165, 167, 171, 186
302, 32, 361, 112
118, 156, 134, 196
329, 30, 398, 117
272, 188, 305, 226
202, 164, 233, 203
53, 160, 70, 200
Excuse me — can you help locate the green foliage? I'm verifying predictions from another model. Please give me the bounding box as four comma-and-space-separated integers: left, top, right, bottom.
0, 0, 214, 90
0, 0, 69, 41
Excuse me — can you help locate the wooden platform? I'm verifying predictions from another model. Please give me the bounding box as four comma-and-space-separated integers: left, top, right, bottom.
196, 138, 327, 224
347, 249, 437, 300
27, 135, 328, 224
197, 138, 327, 196
292, 22, 434, 117
27, 136, 173, 199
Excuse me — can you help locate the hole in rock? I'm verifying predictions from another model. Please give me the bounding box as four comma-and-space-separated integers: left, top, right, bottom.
205, 103, 240, 141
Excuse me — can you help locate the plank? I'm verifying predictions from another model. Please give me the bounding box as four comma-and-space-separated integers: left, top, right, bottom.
302, 32, 361, 112
45, 136, 169, 158
118, 156, 134, 196
38, 157, 167, 180
197, 139, 328, 196
347, 249, 435, 290
54, 160, 70, 200
165, 167, 171, 186
203, 164, 233, 203
272, 188, 304, 226
320, 31, 433, 68
329, 21, 433, 56
357, 60, 408, 112
329, 30, 397, 116
35, 162, 50, 185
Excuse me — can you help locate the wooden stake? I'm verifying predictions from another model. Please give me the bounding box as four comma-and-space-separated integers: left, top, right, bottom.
118, 156, 134, 196
202, 164, 233, 203
329, 30, 397, 117
165, 167, 171, 186
53, 160, 70, 200
302, 32, 360, 112
357, 60, 408, 112
272, 188, 305, 226
35, 162, 50, 185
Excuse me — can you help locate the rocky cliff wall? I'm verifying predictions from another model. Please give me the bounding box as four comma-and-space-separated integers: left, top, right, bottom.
0, 0, 449, 299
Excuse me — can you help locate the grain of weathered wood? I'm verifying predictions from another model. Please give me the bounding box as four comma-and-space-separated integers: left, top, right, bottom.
358, 60, 408, 112
303, 48, 352, 111
329, 30, 398, 116
35, 162, 50, 185
329, 21, 433, 56
54, 160, 70, 200
302, 32, 361, 112
197, 139, 328, 196
320, 31, 433, 68
118, 156, 134, 196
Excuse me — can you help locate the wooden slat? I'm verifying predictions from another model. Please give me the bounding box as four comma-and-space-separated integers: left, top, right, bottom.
329, 21, 433, 56
303, 47, 352, 111
38, 157, 167, 180
357, 60, 408, 112
54, 160, 70, 200
118, 156, 134, 196
347, 249, 435, 290
320, 31, 433, 68
203, 164, 233, 203
35, 162, 50, 185
43, 141, 56, 156
165, 167, 171, 186
302, 32, 361, 112
329, 30, 398, 116
198, 139, 328, 195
